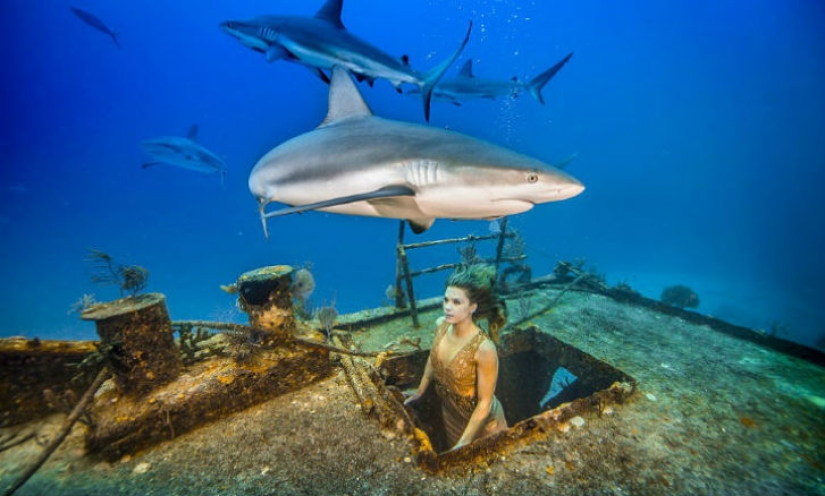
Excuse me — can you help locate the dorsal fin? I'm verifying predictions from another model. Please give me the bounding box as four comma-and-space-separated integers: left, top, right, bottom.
459, 59, 474, 78
319, 67, 373, 128
186, 124, 199, 141
401, 54, 410, 67
314, 0, 345, 29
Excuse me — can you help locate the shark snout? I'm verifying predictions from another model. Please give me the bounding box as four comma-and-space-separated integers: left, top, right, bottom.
562, 177, 585, 199
219, 20, 239, 35
538, 172, 585, 202
219, 20, 265, 49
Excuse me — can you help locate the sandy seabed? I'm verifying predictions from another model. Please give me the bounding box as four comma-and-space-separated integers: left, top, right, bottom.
1, 289, 824, 495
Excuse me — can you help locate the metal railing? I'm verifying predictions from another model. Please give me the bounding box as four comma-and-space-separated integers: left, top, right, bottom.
394, 217, 526, 327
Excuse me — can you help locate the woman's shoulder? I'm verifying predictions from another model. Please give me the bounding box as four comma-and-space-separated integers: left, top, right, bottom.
475, 336, 498, 361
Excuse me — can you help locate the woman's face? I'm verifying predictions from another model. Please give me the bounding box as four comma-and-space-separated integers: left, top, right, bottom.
443, 286, 477, 325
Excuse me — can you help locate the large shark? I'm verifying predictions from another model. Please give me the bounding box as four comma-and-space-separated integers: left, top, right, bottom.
219, 0, 471, 121
141, 125, 227, 184
248, 67, 584, 238
415, 52, 574, 105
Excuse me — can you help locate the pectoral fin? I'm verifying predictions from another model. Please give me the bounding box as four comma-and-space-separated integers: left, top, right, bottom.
407, 218, 435, 233
265, 45, 290, 62
262, 185, 416, 219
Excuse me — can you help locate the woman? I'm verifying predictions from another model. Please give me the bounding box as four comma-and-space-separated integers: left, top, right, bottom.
404, 265, 508, 451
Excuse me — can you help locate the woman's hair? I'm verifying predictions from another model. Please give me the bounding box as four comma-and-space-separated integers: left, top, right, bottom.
446, 264, 507, 344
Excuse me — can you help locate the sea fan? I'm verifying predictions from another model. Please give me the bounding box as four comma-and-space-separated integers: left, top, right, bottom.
660, 285, 699, 309
86, 249, 149, 297
316, 298, 338, 342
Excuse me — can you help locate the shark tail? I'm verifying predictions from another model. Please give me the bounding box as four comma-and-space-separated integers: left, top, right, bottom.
419, 21, 472, 122
527, 51, 573, 105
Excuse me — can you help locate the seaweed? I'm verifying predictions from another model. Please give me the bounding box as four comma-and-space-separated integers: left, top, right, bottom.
85, 249, 149, 297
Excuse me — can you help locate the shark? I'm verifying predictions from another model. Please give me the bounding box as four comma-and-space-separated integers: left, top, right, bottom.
248, 67, 584, 238
219, 0, 471, 121
70, 7, 120, 48
415, 52, 574, 105
141, 125, 227, 184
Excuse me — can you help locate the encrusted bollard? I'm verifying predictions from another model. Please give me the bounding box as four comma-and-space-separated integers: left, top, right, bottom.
85, 272, 333, 461
80, 293, 181, 394
233, 265, 296, 342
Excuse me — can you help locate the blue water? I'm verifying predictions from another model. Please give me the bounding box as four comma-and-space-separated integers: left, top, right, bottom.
1, 0, 823, 348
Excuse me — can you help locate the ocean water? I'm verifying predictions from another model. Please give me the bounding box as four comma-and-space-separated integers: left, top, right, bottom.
1, 0, 823, 349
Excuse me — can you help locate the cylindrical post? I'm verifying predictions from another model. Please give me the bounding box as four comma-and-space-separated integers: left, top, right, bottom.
235, 266, 296, 342
394, 220, 406, 309
493, 216, 509, 285
400, 246, 419, 328
81, 293, 181, 394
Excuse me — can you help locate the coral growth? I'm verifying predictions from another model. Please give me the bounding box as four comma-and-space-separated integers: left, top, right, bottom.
68, 293, 100, 315
176, 324, 213, 365
384, 284, 408, 308
291, 265, 315, 301
222, 326, 269, 362
457, 243, 482, 266
660, 284, 700, 309
291, 264, 316, 320
316, 298, 338, 342
85, 249, 149, 297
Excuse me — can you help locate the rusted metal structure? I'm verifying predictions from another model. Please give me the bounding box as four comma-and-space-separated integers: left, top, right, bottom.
395, 218, 527, 327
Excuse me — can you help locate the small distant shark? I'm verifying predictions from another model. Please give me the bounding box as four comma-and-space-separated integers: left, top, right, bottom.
141, 125, 226, 184
219, 0, 471, 121
70, 7, 120, 48
248, 67, 584, 238
416, 52, 574, 105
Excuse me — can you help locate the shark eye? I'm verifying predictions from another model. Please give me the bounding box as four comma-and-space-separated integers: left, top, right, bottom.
527, 172, 539, 183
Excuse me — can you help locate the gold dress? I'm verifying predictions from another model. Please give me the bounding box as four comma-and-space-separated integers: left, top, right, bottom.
429, 322, 506, 447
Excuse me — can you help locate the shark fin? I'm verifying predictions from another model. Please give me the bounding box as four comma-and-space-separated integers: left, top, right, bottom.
186, 124, 199, 141
407, 218, 435, 234
419, 21, 472, 122
141, 162, 162, 169
315, 0, 345, 29
266, 45, 290, 62
527, 51, 573, 105
308, 67, 331, 84
458, 59, 474, 78
262, 185, 416, 219
353, 73, 377, 87
553, 152, 579, 170
319, 67, 373, 127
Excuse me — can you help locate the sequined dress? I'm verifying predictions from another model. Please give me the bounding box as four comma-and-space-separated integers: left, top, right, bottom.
429, 322, 505, 447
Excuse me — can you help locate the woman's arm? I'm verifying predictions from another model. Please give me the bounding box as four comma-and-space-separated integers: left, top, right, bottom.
452, 339, 499, 449
404, 355, 433, 405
